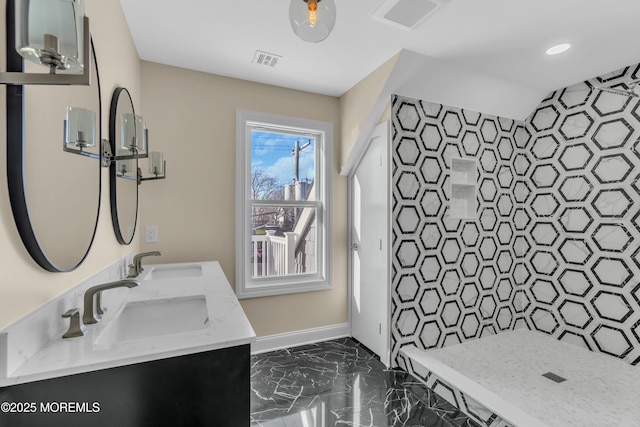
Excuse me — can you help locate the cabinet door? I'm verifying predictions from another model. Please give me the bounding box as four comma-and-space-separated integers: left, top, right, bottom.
0, 344, 250, 427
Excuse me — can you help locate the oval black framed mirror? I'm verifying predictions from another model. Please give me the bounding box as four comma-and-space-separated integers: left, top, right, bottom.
6, 38, 102, 272
109, 87, 139, 245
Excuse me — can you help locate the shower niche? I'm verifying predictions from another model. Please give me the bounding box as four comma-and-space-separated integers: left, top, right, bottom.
449, 158, 477, 219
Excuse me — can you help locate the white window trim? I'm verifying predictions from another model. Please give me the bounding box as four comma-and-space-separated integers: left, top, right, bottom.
235, 109, 333, 298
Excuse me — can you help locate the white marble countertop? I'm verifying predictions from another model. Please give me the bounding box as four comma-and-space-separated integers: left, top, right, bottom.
0, 261, 255, 387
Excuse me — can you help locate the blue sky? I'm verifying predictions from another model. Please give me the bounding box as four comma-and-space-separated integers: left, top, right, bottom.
251, 130, 315, 185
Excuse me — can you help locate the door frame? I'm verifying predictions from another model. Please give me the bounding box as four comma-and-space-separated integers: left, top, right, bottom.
347, 120, 391, 366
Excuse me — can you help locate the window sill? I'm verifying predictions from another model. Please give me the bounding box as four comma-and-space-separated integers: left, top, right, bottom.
236, 279, 332, 299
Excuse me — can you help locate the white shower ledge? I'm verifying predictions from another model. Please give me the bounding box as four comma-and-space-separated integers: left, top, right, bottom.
0, 261, 255, 388
404, 330, 640, 427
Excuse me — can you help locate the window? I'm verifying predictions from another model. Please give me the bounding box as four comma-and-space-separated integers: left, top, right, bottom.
235, 110, 333, 298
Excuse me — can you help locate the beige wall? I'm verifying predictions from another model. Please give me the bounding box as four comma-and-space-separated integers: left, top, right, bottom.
138, 62, 347, 337
0, 0, 141, 329
339, 53, 399, 167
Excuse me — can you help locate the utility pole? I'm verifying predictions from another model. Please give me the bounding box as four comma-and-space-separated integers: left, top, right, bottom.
289, 139, 312, 226
292, 139, 311, 183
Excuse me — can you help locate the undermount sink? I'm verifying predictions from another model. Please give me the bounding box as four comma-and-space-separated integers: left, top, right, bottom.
95, 296, 209, 346
146, 265, 203, 280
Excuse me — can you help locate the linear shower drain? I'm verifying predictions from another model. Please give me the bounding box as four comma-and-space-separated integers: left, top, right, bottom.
542, 372, 567, 383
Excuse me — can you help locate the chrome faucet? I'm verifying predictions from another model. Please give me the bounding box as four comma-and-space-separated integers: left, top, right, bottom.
127, 251, 162, 278
83, 279, 140, 325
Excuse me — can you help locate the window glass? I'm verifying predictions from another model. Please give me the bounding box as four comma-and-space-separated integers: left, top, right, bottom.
236, 110, 332, 298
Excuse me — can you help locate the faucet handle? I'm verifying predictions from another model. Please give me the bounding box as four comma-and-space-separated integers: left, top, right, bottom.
62, 308, 88, 339
126, 263, 137, 278
95, 292, 107, 317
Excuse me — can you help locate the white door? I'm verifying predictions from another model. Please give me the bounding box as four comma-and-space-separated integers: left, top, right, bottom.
350, 121, 390, 366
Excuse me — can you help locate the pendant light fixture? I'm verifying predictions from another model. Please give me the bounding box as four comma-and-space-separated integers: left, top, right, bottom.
289, 0, 337, 43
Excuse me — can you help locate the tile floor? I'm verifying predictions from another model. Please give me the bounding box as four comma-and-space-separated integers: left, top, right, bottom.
250, 338, 478, 427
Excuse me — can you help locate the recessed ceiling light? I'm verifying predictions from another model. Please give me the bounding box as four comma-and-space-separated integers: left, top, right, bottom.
546, 43, 571, 55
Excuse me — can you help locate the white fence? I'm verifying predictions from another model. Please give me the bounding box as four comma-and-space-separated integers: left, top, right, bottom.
252, 232, 296, 277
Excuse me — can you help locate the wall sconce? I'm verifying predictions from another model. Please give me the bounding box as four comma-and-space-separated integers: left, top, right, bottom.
139, 151, 167, 182
63, 107, 98, 158
115, 149, 136, 179
102, 113, 149, 164
102, 121, 167, 184
120, 114, 148, 157
0, 0, 91, 86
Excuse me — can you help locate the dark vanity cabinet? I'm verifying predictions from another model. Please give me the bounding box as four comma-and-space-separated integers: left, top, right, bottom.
0, 344, 250, 427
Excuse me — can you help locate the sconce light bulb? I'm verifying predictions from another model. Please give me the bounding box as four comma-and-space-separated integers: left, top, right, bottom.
43, 34, 59, 54
38, 34, 68, 73
308, 0, 318, 26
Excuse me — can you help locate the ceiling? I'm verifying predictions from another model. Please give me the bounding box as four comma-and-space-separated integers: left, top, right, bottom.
120, 0, 640, 98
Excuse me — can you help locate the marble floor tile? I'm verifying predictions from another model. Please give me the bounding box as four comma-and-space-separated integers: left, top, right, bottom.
250, 338, 478, 427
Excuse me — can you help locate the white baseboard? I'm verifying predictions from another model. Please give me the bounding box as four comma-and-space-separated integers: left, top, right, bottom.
251, 323, 350, 354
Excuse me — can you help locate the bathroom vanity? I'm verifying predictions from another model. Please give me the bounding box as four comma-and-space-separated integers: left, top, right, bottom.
0, 261, 256, 427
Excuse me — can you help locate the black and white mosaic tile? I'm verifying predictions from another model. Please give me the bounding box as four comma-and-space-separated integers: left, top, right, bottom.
400, 355, 511, 427
391, 96, 526, 363
391, 62, 640, 366
524, 64, 640, 363
250, 338, 478, 426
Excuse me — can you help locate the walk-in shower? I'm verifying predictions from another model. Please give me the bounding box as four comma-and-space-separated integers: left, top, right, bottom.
391, 63, 640, 426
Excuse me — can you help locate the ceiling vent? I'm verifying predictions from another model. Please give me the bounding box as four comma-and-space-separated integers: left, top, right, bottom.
372, 0, 444, 30
252, 50, 282, 68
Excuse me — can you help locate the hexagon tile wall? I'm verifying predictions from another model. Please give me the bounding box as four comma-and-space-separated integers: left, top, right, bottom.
391, 62, 640, 366
391, 95, 526, 363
